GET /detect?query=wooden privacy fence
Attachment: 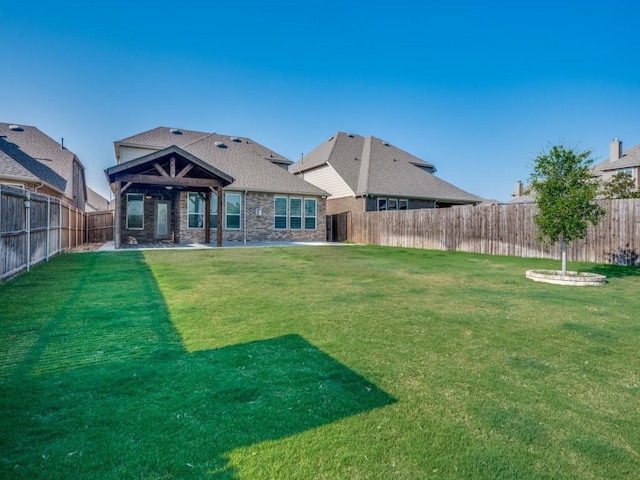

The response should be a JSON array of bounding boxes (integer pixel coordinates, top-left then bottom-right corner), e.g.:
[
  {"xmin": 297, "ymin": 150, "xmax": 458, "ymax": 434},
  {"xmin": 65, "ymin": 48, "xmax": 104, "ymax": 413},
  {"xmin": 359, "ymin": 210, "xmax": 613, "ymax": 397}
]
[
  {"xmin": 0, "ymin": 185, "xmax": 114, "ymax": 280},
  {"xmin": 86, "ymin": 210, "xmax": 115, "ymax": 243},
  {"xmin": 345, "ymin": 199, "xmax": 640, "ymax": 265}
]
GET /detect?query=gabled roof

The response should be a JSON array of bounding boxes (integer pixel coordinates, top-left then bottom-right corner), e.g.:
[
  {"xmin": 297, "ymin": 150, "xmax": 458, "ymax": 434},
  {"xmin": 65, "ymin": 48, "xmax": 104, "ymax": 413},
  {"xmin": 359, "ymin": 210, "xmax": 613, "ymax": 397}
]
[
  {"xmin": 106, "ymin": 145, "xmax": 234, "ymax": 184},
  {"xmin": 0, "ymin": 134, "xmax": 67, "ymax": 193},
  {"xmin": 114, "ymin": 127, "xmax": 325, "ymax": 196},
  {"xmin": 0, "ymin": 122, "xmax": 83, "ymax": 198},
  {"xmin": 290, "ymin": 132, "xmax": 481, "ymax": 204},
  {"xmin": 593, "ymin": 144, "xmax": 640, "ymax": 173},
  {"xmin": 86, "ymin": 187, "xmax": 111, "ymax": 211}
]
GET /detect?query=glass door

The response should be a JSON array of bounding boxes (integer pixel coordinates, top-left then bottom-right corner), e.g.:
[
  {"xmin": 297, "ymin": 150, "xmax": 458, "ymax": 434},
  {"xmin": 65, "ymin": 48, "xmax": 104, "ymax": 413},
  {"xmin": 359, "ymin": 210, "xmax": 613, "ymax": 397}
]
[{"xmin": 155, "ymin": 200, "xmax": 171, "ymax": 240}]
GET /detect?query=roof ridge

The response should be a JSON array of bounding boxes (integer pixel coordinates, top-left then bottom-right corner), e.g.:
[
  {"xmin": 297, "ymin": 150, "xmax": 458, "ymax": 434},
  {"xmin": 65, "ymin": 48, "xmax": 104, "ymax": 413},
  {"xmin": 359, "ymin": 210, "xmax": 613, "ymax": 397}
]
[
  {"xmin": 355, "ymin": 135, "xmax": 372, "ymax": 195},
  {"xmin": 324, "ymin": 131, "xmax": 341, "ymax": 168},
  {"xmin": 183, "ymin": 131, "xmax": 218, "ymax": 148}
]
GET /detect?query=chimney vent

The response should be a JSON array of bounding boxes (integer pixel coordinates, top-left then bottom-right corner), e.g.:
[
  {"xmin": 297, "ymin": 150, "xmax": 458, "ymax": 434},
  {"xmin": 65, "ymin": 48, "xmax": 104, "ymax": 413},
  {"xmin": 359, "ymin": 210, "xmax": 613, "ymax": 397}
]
[{"xmin": 610, "ymin": 138, "xmax": 622, "ymax": 162}]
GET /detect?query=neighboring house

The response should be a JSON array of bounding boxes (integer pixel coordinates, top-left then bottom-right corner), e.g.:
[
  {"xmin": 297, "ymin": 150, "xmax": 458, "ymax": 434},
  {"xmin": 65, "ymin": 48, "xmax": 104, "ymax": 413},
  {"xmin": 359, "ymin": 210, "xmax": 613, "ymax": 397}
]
[
  {"xmin": 508, "ymin": 180, "xmax": 535, "ymax": 204},
  {"xmin": 510, "ymin": 138, "xmax": 640, "ymax": 204},
  {"xmin": 592, "ymin": 138, "xmax": 640, "ymax": 189},
  {"xmin": 289, "ymin": 132, "xmax": 482, "ymax": 215},
  {"xmin": 105, "ymin": 127, "xmax": 327, "ymax": 248},
  {"xmin": 0, "ymin": 123, "xmax": 87, "ymax": 209},
  {"xmin": 85, "ymin": 187, "xmax": 112, "ymax": 212}
]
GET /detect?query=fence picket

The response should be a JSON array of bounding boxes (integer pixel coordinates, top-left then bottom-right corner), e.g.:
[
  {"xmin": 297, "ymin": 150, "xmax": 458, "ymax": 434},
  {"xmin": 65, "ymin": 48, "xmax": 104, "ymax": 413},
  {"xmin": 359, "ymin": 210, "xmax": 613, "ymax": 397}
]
[
  {"xmin": 342, "ymin": 199, "xmax": 640, "ymax": 265},
  {"xmin": 1, "ymin": 185, "xmax": 114, "ymax": 280}
]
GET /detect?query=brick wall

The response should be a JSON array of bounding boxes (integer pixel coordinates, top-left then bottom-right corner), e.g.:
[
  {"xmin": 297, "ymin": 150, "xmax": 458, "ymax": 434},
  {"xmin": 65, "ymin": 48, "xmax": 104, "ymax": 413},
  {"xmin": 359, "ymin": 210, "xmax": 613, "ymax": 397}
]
[{"xmin": 176, "ymin": 191, "xmax": 326, "ymax": 244}]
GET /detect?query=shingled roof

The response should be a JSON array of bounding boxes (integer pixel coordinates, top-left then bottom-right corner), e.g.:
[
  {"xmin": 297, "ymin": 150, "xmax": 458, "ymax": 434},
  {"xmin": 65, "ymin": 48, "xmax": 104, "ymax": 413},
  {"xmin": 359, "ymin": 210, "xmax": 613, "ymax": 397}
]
[
  {"xmin": 114, "ymin": 127, "xmax": 326, "ymax": 196},
  {"xmin": 593, "ymin": 143, "xmax": 640, "ymax": 173},
  {"xmin": 0, "ymin": 122, "xmax": 83, "ymax": 198},
  {"xmin": 290, "ymin": 132, "xmax": 482, "ymax": 204}
]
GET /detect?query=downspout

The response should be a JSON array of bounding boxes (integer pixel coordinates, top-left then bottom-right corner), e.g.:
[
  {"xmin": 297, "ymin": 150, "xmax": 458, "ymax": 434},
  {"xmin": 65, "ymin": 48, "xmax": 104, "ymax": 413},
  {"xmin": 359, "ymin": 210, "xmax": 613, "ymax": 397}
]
[{"xmin": 243, "ymin": 190, "xmax": 248, "ymax": 244}]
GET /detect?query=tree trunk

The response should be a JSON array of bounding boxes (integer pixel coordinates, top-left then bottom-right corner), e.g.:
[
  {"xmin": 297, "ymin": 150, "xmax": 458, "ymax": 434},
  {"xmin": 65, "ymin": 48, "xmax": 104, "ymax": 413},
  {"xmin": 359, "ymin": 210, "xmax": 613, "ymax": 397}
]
[{"xmin": 561, "ymin": 237, "xmax": 567, "ymax": 276}]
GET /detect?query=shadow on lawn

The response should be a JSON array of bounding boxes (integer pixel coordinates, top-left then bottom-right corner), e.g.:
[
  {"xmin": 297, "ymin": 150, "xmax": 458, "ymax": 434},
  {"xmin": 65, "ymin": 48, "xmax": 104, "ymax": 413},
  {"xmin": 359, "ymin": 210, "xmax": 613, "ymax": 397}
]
[
  {"xmin": 0, "ymin": 252, "xmax": 395, "ymax": 479},
  {"xmin": 585, "ymin": 263, "xmax": 640, "ymax": 279}
]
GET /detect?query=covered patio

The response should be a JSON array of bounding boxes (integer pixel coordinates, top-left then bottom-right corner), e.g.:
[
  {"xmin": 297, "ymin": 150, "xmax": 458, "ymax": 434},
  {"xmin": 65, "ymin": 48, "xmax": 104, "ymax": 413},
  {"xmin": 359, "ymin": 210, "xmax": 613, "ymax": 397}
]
[{"xmin": 105, "ymin": 146, "xmax": 233, "ymax": 248}]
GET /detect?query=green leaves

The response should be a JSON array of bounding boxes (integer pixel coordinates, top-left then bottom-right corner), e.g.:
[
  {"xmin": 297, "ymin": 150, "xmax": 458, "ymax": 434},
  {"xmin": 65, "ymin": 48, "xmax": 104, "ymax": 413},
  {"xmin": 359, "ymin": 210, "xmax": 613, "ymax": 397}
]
[
  {"xmin": 600, "ymin": 172, "xmax": 640, "ymax": 199},
  {"xmin": 529, "ymin": 144, "xmax": 605, "ymax": 245}
]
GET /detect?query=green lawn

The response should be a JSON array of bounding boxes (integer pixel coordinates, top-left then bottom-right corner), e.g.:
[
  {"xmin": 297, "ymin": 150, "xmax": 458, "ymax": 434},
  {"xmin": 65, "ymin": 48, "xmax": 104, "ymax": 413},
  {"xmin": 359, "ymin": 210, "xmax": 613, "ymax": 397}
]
[{"xmin": 1, "ymin": 246, "xmax": 638, "ymax": 479}]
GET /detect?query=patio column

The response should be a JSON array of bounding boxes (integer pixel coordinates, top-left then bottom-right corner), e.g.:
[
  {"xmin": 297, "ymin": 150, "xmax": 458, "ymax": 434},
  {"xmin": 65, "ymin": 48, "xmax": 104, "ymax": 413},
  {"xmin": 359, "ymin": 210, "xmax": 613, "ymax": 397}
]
[
  {"xmin": 204, "ymin": 191, "xmax": 211, "ymax": 244},
  {"xmin": 114, "ymin": 182, "xmax": 121, "ymax": 249},
  {"xmin": 217, "ymin": 186, "xmax": 223, "ymax": 247}
]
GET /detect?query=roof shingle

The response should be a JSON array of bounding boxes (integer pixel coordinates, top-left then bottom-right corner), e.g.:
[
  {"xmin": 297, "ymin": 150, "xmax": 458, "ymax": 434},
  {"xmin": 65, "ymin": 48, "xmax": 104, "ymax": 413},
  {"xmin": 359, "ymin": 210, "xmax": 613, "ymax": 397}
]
[
  {"xmin": 114, "ymin": 127, "xmax": 326, "ymax": 196},
  {"xmin": 291, "ymin": 132, "xmax": 481, "ymax": 203},
  {"xmin": 0, "ymin": 122, "xmax": 81, "ymax": 197}
]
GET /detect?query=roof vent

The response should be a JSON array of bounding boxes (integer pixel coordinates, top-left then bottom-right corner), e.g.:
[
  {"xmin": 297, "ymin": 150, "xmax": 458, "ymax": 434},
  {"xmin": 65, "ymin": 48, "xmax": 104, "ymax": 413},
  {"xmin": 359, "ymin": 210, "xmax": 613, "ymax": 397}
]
[
  {"xmin": 214, "ymin": 141, "xmax": 227, "ymax": 148},
  {"xmin": 328, "ymin": 136, "xmax": 334, "ymax": 141},
  {"xmin": 9, "ymin": 125, "xmax": 24, "ymax": 132},
  {"xmin": 347, "ymin": 133, "xmax": 354, "ymax": 138},
  {"xmin": 170, "ymin": 128, "xmax": 182, "ymax": 135},
  {"xmin": 382, "ymin": 140, "xmax": 390, "ymax": 146},
  {"xmin": 231, "ymin": 137, "xmax": 241, "ymax": 142}
]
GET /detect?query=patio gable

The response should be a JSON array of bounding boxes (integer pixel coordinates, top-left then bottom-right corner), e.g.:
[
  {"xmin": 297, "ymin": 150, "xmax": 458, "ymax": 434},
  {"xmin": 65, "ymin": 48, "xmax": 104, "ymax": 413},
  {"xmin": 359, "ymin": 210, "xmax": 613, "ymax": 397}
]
[
  {"xmin": 105, "ymin": 146, "xmax": 234, "ymax": 248},
  {"xmin": 106, "ymin": 145, "xmax": 233, "ymax": 191}
]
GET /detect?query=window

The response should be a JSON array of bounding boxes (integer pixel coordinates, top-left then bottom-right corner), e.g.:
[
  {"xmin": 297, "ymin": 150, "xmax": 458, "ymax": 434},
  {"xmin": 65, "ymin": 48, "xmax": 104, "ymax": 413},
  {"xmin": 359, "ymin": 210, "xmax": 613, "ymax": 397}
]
[
  {"xmin": 274, "ymin": 196, "xmax": 288, "ymax": 229},
  {"xmin": 126, "ymin": 194, "xmax": 144, "ymax": 229},
  {"xmin": 378, "ymin": 197, "xmax": 407, "ymax": 211},
  {"xmin": 226, "ymin": 193, "xmax": 241, "ymax": 229},
  {"xmin": 618, "ymin": 168, "xmax": 633, "ymax": 175},
  {"xmin": 289, "ymin": 197, "xmax": 302, "ymax": 230},
  {"xmin": 188, "ymin": 192, "xmax": 218, "ymax": 228},
  {"xmin": 304, "ymin": 198, "xmax": 317, "ymax": 230},
  {"xmin": 187, "ymin": 193, "xmax": 204, "ymax": 228}
]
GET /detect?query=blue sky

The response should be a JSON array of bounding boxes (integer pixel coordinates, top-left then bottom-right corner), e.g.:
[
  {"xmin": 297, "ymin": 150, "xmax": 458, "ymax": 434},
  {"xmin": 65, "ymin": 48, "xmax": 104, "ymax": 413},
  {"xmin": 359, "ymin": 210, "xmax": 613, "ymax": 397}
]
[{"xmin": 2, "ymin": 0, "xmax": 639, "ymax": 201}]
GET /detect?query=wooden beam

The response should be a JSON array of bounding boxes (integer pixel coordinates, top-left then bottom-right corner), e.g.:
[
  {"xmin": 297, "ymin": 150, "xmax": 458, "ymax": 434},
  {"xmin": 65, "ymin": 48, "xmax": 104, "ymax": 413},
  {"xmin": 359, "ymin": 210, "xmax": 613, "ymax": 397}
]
[
  {"xmin": 120, "ymin": 182, "xmax": 133, "ymax": 193},
  {"xmin": 153, "ymin": 162, "xmax": 170, "ymax": 177},
  {"xmin": 217, "ymin": 186, "xmax": 223, "ymax": 247},
  {"xmin": 114, "ymin": 182, "xmax": 121, "ymax": 249},
  {"xmin": 114, "ymin": 173, "xmax": 223, "ymax": 188},
  {"xmin": 204, "ymin": 191, "xmax": 211, "ymax": 244},
  {"xmin": 170, "ymin": 157, "xmax": 176, "ymax": 177},
  {"xmin": 176, "ymin": 164, "xmax": 194, "ymax": 178}
]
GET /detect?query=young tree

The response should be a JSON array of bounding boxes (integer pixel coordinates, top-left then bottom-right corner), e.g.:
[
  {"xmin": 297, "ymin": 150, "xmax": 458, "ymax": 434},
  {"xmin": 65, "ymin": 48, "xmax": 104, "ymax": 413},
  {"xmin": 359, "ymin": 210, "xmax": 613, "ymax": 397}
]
[
  {"xmin": 600, "ymin": 172, "xmax": 640, "ymax": 199},
  {"xmin": 529, "ymin": 144, "xmax": 605, "ymax": 275}
]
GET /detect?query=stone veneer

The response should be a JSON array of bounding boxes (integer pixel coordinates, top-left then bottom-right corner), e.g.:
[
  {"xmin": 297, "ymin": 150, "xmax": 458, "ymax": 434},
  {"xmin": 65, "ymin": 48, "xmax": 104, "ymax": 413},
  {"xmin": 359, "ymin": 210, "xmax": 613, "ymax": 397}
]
[{"xmin": 177, "ymin": 191, "xmax": 326, "ymax": 243}]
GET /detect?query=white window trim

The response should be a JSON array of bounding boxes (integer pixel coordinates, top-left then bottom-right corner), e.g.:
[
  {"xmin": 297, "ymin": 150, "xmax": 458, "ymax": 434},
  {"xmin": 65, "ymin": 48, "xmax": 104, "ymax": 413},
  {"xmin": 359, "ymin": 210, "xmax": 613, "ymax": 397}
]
[
  {"xmin": 187, "ymin": 192, "xmax": 204, "ymax": 230},
  {"xmin": 304, "ymin": 197, "xmax": 317, "ymax": 230},
  {"xmin": 225, "ymin": 192, "xmax": 242, "ymax": 230},
  {"xmin": 289, "ymin": 197, "xmax": 302, "ymax": 230},
  {"xmin": 274, "ymin": 196, "xmax": 288, "ymax": 230},
  {"xmin": 126, "ymin": 193, "xmax": 144, "ymax": 230}
]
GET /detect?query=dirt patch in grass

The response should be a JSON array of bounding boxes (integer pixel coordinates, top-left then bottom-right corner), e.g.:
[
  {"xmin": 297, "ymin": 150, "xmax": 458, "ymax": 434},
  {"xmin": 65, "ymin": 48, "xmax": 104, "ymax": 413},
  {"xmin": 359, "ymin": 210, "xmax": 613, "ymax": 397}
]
[{"xmin": 67, "ymin": 242, "xmax": 104, "ymax": 252}]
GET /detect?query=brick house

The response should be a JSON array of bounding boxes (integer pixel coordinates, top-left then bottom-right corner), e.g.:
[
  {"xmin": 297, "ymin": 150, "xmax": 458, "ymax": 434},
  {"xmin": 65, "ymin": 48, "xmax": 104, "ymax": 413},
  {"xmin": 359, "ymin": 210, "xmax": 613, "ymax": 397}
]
[
  {"xmin": 0, "ymin": 123, "xmax": 87, "ymax": 209},
  {"xmin": 105, "ymin": 127, "xmax": 327, "ymax": 248},
  {"xmin": 289, "ymin": 132, "xmax": 482, "ymax": 215},
  {"xmin": 592, "ymin": 138, "xmax": 640, "ymax": 190}
]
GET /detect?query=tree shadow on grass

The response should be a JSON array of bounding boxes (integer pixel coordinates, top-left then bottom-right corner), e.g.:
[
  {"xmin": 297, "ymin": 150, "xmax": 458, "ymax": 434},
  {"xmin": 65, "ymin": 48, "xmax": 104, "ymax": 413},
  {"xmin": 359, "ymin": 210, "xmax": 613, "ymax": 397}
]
[
  {"xmin": 584, "ymin": 263, "xmax": 640, "ymax": 279},
  {"xmin": 0, "ymin": 252, "xmax": 395, "ymax": 479}
]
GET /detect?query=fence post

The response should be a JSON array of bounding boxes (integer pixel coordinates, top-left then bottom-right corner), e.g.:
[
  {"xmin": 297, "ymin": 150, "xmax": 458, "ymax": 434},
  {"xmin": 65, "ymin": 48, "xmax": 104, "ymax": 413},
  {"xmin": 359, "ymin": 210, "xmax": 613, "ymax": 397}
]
[
  {"xmin": 46, "ymin": 196, "xmax": 51, "ymax": 261},
  {"xmin": 59, "ymin": 201, "xmax": 62, "ymax": 253},
  {"xmin": 25, "ymin": 192, "xmax": 31, "ymax": 272}
]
